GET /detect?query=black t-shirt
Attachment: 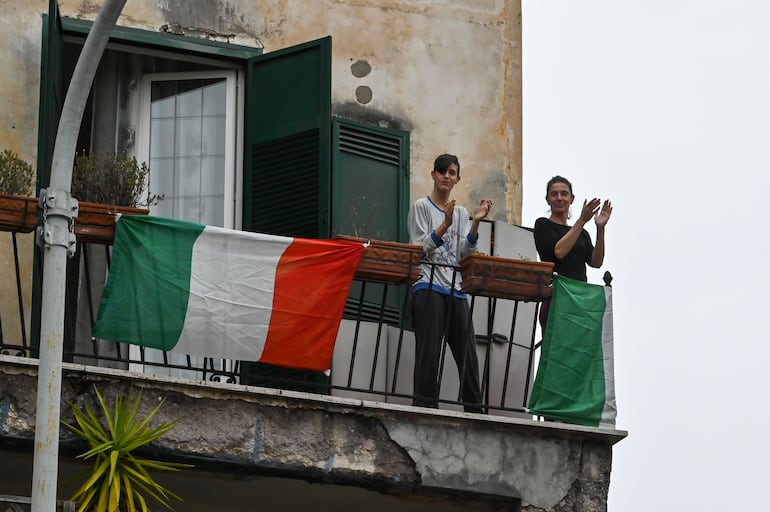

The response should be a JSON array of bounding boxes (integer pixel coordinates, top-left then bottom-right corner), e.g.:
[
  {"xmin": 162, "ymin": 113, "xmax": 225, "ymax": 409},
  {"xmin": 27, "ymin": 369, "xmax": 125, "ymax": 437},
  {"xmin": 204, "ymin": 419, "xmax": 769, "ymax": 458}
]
[{"xmin": 533, "ymin": 217, "xmax": 594, "ymax": 282}]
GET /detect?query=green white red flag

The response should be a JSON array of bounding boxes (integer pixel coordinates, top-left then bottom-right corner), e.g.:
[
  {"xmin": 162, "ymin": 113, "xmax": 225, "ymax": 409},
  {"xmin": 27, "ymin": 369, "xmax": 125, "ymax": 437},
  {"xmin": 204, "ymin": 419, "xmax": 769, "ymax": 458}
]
[
  {"xmin": 92, "ymin": 216, "xmax": 364, "ymax": 371},
  {"xmin": 529, "ymin": 275, "xmax": 617, "ymax": 428}
]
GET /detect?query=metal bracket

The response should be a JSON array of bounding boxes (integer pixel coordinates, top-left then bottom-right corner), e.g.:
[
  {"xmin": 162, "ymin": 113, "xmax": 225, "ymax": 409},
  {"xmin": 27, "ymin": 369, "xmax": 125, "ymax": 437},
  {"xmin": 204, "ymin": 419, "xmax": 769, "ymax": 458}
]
[{"xmin": 36, "ymin": 188, "xmax": 79, "ymax": 257}]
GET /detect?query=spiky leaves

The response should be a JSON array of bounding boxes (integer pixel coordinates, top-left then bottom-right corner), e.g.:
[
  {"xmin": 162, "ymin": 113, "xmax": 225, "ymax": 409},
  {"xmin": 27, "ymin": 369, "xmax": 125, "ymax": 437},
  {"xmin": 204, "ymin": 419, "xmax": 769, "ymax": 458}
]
[{"xmin": 62, "ymin": 386, "xmax": 192, "ymax": 512}]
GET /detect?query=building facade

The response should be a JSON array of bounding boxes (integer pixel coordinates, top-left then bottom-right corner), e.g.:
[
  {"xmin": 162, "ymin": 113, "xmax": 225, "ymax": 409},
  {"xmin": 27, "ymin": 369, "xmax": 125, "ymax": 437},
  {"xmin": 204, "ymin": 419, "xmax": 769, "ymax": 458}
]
[{"xmin": 0, "ymin": 1, "xmax": 625, "ymax": 510}]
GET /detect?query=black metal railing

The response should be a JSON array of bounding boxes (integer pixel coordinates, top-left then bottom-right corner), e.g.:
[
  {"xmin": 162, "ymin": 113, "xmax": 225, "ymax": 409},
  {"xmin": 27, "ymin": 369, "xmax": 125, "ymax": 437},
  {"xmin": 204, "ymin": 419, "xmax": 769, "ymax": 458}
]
[
  {"xmin": 1, "ymin": 237, "xmax": 545, "ymax": 416},
  {"xmin": 0, "ymin": 494, "xmax": 76, "ymax": 512}
]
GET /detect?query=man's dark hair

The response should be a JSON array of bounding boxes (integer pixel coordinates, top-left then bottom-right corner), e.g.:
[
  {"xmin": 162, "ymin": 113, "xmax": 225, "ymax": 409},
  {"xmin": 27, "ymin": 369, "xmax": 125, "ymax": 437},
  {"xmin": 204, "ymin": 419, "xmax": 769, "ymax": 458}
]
[{"xmin": 433, "ymin": 154, "xmax": 461, "ymax": 175}]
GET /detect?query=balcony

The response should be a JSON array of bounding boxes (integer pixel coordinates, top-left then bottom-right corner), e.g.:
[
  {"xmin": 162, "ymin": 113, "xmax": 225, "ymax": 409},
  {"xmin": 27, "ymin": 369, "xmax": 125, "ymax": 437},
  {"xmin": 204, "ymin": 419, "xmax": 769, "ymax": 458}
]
[
  {"xmin": 0, "ymin": 224, "xmax": 626, "ymax": 511},
  {"xmin": 2, "ymin": 232, "xmax": 547, "ymax": 415}
]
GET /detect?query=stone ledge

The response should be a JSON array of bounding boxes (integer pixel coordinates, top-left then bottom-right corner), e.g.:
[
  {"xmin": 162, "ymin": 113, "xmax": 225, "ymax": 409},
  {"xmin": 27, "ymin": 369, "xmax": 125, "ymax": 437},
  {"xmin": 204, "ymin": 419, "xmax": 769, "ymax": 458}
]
[{"xmin": 0, "ymin": 355, "xmax": 626, "ymax": 510}]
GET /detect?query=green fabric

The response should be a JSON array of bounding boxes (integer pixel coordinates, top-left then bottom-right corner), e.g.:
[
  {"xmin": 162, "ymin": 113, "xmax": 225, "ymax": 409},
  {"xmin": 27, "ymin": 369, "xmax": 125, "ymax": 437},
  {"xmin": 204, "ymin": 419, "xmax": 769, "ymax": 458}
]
[
  {"xmin": 529, "ymin": 275, "xmax": 608, "ymax": 427},
  {"xmin": 92, "ymin": 216, "xmax": 205, "ymax": 350}
]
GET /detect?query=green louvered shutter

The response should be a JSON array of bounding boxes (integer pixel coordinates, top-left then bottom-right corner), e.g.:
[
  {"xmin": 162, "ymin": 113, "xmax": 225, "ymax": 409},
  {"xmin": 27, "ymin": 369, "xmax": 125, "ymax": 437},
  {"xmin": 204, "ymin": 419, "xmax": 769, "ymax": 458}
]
[
  {"xmin": 331, "ymin": 118, "xmax": 410, "ymax": 242},
  {"xmin": 240, "ymin": 37, "xmax": 333, "ymax": 391},
  {"xmin": 332, "ymin": 118, "xmax": 410, "ymax": 326},
  {"xmin": 31, "ymin": 0, "xmax": 65, "ymax": 353},
  {"xmin": 243, "ymin": 36, "xmax": 332, "ymax": 238},
  {"xmin": 36, "ymin": 0, "xmax": 64, "ymax": 191}
]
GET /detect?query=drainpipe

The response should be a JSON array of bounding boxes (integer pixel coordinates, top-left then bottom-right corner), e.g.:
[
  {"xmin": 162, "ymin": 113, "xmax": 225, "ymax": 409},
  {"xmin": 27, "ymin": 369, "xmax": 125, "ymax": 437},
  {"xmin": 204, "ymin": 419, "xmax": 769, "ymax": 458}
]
[{"xmin": 31, "ymin": 1, "xmax": 127, "ymax": 510}]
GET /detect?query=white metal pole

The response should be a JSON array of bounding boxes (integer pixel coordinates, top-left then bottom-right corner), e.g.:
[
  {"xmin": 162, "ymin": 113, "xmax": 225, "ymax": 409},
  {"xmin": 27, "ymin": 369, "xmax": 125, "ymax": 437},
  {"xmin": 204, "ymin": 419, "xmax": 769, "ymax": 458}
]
[{"xmin": 31, "ymin": 1, "xmax": 127, "ymax": 510}]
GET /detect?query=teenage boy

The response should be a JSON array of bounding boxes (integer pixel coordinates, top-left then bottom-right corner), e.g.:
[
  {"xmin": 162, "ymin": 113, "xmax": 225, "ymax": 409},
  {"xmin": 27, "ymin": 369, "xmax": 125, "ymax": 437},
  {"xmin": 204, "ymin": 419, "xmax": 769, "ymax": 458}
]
[{"xmin": 407, "ymin": 153, "xmax": 492, "ymax": 412}]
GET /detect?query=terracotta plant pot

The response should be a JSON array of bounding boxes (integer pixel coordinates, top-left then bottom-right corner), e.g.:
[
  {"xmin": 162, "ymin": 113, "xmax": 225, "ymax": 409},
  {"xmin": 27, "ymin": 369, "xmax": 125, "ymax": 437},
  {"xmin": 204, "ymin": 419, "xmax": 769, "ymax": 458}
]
[
  {"xmin": 75, "ymin": 201, "xmax": 149, "ymax": 244},
  {"xmin": 0, "ymin": 193, "xmax": 39, "ymax": 233},
  {"xmin": 459, "ymin": 253, "xmax": 554, "ymax": 301},
  {"xmin": 0, "ymin": 194, "xmax": 149, "ymax": 243},
  {"xmin": 335, "ymin": 235, "xmax": 422, "ymax": 285}
]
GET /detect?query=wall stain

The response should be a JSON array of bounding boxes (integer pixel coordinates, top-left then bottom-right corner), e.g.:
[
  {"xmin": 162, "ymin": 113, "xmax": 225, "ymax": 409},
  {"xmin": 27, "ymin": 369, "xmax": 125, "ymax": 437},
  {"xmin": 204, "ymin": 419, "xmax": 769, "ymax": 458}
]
[{"xmin": 333, "ymin": 102, "xmax": 413, "ymax": 132}]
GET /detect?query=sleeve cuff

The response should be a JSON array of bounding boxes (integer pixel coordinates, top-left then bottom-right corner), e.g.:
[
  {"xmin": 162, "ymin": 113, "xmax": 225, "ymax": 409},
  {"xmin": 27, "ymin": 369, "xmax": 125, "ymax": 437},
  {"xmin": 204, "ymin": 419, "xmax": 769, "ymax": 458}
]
[{"xmin": 430, "ymin": 231, "xmax": 444, "ymax": 246}]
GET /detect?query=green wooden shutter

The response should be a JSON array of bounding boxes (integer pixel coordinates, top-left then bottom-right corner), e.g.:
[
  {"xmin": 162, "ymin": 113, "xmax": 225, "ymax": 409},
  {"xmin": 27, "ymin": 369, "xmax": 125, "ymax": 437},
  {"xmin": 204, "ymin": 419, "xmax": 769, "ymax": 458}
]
[
  {"xmin": 31, "ymin": 0, "xmax": 65, "ymax": 352},
  {"xmin": 331, "ymin": 118, "xmax": 410, "ymax": 243},
  {"xmin": 243, "ymin": 37, "xmax": 332, "ymax": 238},
  {"xmin": 240, "ymin": 37, "xmax": 333, "ymax": 391},
  {"xmin": 331, "ymin": 118, "xmax": 410, "ymax": 326},
  {"xmin": 36, "ymin": 0, "xmax": 64, "ymax": 190}
]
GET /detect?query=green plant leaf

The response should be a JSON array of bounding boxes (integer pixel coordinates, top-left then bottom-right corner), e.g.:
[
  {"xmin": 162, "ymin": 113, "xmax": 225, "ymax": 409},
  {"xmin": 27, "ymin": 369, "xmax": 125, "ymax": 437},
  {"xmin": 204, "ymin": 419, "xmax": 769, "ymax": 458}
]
[
  {"xmin": 63, "ymin": 385, "xmax": 190, "ymax": 511},
  {"xmin": 136, "ymin": 491, "xmax": 149, "ymax": 512},
  {"xmin": 94, "ymin": 386, "xmax": 117, "ymax": 441},
  {"xmin": 108, "ymin": 449, "xmax": 119, "ymax": 485},
  {"xmin": 74, "ymin": 486, "xmax": 97, "ymax": 512},
  {"xmin": 122, "ymin": 463, "xmax": 180, "ymax": 508},
  {"xmin": 121, "ymin": 471, "xmax": 135, "ymax": 512},
  {"xmin": 70, "ymin": 457, "xmax": 109, "ymax": 501},
  {"xmin": 134, "ymin": 457, "xmax": 191, "ymax": 472},
  {"xmin": 96, "ymin": 473, "xmax": 110, "ymax": 512},
  {"xmin": 109, "ymin": 464, "xmax": 121, "ymax": 512}
]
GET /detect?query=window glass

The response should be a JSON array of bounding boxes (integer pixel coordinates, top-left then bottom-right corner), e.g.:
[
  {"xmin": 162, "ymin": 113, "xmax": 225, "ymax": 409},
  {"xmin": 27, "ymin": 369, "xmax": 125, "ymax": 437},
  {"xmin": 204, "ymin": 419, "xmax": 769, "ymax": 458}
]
[{"xmin": 148, "ymin": 77, "xmax": 229, "ymax": 227}]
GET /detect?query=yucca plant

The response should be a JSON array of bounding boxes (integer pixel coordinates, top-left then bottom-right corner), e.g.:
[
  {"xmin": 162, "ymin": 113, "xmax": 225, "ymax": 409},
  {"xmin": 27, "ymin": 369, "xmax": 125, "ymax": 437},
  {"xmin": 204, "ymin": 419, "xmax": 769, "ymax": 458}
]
[{"xmin": 62, "ymin": 385, "xmax": 192, "ymax": 512}]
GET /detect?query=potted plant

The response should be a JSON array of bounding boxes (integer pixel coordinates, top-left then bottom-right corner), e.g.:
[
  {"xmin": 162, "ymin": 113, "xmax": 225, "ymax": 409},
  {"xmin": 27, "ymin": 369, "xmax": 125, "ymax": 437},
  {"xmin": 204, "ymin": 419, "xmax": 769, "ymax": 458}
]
[
  {"xmin": 63, "ymin": 385, "xmax": 191, "ymax": 512},
  {"xmin": 459, "ymin": 253, "xmax": 555, "ymax": 301},
  {"xmin": 333, "ymin": 199, "xmax": 422, "ymax": 285},
  {"xmin": 71, "ymin": 151, "xmax": 154, "ymax": 244},
  {"xmin": 335, "ymin": 234, "xmax": 422, "ymax": 285},
  {"xmin": 0, "ymin": 149, "xmax": 38, "ymax": 233},
  {"xmin": 0, "ymin": 150, "xmax": 155, "ymax": 241}
]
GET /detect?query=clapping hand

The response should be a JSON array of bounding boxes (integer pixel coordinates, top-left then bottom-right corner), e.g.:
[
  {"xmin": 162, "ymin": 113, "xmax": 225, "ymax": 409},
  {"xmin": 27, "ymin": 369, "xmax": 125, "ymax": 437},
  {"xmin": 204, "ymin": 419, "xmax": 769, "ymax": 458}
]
[
  {"xmin": 595, "ymin": 199, "xmax": 612, "ymax": 228},
  {"xmin": 579, "ymin": 198, "xmax": 601, "ymax": 224},
  {"xmin": 473, "ymin": 198, "xmax": 493, "ymax": 221},
  {"xmin": 443, "ymin": 199, "xmax": 456, "ymax": 226}
]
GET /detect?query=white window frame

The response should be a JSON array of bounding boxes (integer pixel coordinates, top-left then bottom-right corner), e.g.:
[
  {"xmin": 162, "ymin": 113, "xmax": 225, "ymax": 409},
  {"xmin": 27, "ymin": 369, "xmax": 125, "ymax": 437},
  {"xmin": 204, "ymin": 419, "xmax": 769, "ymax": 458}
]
[{"xmin": 137, "ymin": 69, "xmax": 244, "ymax": 230}]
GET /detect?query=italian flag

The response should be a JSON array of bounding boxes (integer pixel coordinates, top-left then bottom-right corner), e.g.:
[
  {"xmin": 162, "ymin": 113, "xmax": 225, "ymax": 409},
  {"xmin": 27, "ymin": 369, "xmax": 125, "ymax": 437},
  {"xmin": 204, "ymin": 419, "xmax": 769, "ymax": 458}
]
[
  {"xmin": 528, "ymin": 275, "xmax": 617, "ymax": 428},
  {"xmin": 92, "ymin": 216, "xmax": 364, "ymax": 371}
]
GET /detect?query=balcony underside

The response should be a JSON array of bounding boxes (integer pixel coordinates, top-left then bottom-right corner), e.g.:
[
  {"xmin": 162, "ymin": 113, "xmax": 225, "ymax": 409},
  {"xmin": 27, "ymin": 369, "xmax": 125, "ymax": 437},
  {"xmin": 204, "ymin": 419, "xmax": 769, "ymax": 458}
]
[{"xmin": 0, "ymin": 355, "xmax": 625, "ymax": 511}]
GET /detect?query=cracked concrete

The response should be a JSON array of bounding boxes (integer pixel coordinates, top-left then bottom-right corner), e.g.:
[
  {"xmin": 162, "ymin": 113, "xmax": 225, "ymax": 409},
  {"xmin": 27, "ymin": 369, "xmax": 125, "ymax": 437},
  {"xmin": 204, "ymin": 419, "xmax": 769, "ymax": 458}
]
[{"xmin": 1, "ymin": 356, "xmax": 625, "ymax": 510}]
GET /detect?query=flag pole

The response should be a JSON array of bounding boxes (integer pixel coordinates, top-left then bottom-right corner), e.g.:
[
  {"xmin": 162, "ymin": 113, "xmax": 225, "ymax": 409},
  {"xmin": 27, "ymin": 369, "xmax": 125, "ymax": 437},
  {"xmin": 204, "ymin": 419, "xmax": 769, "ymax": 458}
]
[{"xmin": 31, "ymin": 1, "xmax": 127, "ymax": 510}]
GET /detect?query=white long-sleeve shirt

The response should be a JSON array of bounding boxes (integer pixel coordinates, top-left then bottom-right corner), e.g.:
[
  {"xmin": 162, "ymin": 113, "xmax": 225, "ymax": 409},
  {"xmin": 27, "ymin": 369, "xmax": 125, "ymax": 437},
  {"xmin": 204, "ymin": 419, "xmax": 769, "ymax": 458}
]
[{"xmin": 407, "ymin": 196, "xmax": 478, "ymax": 296}]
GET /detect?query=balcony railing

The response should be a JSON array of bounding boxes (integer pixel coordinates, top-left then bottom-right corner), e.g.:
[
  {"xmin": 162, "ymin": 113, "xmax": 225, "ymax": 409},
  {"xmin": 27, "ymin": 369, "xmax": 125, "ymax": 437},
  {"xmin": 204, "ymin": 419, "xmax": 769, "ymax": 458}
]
[
  {"xmin": 0, "ymin": 234, "xmax": 551, "ymax": 416},
  {"xmin": 0, "ymin": 494, "xmax": 76, "ymax": 511}
]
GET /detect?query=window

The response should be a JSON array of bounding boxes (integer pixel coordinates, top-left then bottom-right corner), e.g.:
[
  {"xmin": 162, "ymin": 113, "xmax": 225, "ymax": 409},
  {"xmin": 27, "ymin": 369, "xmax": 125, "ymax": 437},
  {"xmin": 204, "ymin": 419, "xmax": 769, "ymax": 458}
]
[{"xmin": 140, "ymin": 71, "xmax": 239, "ymax": 228}]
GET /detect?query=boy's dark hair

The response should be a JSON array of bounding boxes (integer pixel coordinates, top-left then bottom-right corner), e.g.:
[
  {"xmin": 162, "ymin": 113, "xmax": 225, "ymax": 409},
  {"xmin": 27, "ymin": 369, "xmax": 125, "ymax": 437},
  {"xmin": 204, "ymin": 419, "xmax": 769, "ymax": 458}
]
[{"xmin": 433, "ymin": 154, "xmax": 461, "ymax": 175}]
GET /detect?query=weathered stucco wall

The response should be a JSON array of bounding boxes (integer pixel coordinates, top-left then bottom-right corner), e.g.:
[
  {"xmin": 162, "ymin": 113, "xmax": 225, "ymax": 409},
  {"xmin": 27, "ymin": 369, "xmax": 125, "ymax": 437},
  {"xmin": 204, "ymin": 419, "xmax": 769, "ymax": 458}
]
[
  {"xmin": 53, "ymin": 0, "xmax": 523, "ymax": 223},
  {"xmin": 0, "ymin": 0, "xmax": 44, "ymax": 347},
  {"xmin": 0, "ymin": 356, "xmax": 625, "ymax": 510}
]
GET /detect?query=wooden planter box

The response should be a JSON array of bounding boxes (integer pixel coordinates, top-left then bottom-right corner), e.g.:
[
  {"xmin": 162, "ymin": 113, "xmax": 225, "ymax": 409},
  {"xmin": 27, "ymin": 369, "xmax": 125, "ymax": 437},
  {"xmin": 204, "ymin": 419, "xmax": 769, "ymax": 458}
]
[
  {"xmin": 0, "ymin": 193, "xmax": 38, "ymax": 233},
  {"xmin": 0, "ymin": 193, "xmax": 148, "ymax": 243},
  {"xmin": 459, "ymin": 253, "xmax": 554, "ymax": 301},
  {"xmin": 335, "ymin": 235, "xmax": 422, "ymax": 285},
  {"xmin": 75, "ymin": 201, "xmax": 149, "ymax": 244}
]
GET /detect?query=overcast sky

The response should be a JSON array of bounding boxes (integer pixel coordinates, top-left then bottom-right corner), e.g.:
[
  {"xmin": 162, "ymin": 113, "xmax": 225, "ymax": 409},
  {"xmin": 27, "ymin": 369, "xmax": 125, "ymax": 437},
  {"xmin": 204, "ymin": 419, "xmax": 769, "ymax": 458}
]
[{"xmin": 520, "ymin": 1, "xmax": 770, "ymax": 509}]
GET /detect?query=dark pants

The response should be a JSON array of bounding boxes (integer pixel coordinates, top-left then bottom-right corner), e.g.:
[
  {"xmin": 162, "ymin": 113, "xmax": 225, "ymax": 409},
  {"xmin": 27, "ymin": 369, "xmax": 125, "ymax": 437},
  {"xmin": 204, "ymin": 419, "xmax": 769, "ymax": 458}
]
[{"xmin": 411, "ymin": 289, "xmax": 484, "ymax": 413}]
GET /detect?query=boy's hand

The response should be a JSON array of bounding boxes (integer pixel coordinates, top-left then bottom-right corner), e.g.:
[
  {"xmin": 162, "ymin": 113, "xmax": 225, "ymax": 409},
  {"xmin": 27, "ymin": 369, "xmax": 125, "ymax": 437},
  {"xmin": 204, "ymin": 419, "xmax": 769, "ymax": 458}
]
[
  {"xmin": 473, "ymin": 198, "xmax": 492, "ymax": 221},
  {"xmin": 444, "ymin": 199, "xmax": 456, "ymax": 225}
]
